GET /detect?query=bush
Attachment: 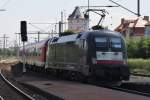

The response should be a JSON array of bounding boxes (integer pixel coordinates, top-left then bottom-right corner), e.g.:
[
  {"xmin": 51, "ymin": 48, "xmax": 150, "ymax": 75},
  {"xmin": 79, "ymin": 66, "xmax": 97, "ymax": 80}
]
[
  {"xmin": 126, "ymin": 37, "xmax": 150, "ymax": 58},
  {"xmin": 60, "ymin": 30, "xmax": 76, "ymax": 36},
  {"xmin": 128, "ymin": 59, "xmax": 150, "ymax": 74},
  {"xmin": 126, "ymin": 39, "xmax": 138, "ymax": 58},
  {"xmin": 0, "ymin": 48, "xmax": 18, "ymax": 58}
]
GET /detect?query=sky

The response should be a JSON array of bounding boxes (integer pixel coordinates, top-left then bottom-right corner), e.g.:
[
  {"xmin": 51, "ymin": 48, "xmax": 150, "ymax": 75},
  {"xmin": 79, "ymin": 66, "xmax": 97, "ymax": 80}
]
[{"xmin": 0, "ymin": 0, "xmax": 150, "ymax": 47}]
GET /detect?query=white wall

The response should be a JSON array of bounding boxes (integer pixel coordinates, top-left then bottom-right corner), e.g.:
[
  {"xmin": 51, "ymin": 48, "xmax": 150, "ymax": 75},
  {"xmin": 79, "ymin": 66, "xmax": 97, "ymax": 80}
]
[{"xmin": 68, "ymin": 19, "xmax": 89, "ymax": 32}]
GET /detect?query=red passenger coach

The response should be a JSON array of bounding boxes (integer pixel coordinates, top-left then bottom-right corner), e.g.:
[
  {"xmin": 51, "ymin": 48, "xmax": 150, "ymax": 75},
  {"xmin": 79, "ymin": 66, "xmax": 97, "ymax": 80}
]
[
  {"xmin": 35, "ymin": 40, "xmax": 48, "ymax": 64},
  {"xmin": 19, "ymin": 39, "xmax": 49, "ymax": 69}
]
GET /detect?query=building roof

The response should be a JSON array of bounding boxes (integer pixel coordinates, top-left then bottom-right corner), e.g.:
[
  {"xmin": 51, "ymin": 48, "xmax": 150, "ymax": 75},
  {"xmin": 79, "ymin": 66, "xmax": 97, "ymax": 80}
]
[
  {"xmin": 145, "ymin": 21, "xmax": 150, "ymax": 26},
  {"xmin": 134, "ymin": 18, "xmax": 148, "ymax": 27},
  {"xmin": 115, "ymin": 17, "xmax": 149, "ymax": 33},
  {"xmin": 68, "ymin": 6, "xmax": 84, "ymax": 19}
]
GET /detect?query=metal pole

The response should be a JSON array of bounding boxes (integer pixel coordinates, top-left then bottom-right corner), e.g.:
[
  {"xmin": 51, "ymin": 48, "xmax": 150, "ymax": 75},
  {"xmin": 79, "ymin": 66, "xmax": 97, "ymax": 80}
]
[
  {"xmin": 61, "ymin": 11, "xmax": 63, "ymax": 32},
  {"xmin": 19, "ymin": 34, "xmax": 21, "ymax": 46},
  {"xmin": 64, "ymin": 10, "xmax": 67, "ymax": 30},
  {"xmin": 88, "ymin": 0, "xmax": 90, "ymax": 29},
  {"xmin": 5, "ymin": 37, "xmax": 8, "ymax": 57},
  {"xmin": 88, "ymin": 0, "xmax": 89, "ymax": 11},
  {"xmin": 23, "ymin": 42, "xmax": 26, "ymax": 73},
  {"xmin": 59, "ymin": 21, "xmax": 62, "ymax": 36},
  {"xmin": 3, "ymin": 34, "xmax": 5, "ymax": 49},
  {"xmin": 109, "ymin": 0, "xmax": 139, "ymax": 16},
  {"xmin": 137, "ymin": 0, "xmax": 140, "ymax": 17},
  {"xmin": 3, "ymin": 34, "xmax": 5, "ymax": 58},
  {"xmin": 38, "ymin": 32, "xmax": 40, "ymax": 42}
]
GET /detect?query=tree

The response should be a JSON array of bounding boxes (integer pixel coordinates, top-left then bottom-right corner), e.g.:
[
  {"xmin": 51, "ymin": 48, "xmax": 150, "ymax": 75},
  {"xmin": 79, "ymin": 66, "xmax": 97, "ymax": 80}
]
[
  {"xmin": 136, "ymin": 37, "xmax": 150, "ymax": 58},
  {"xmin": 126, "ymin": 39, "xmax": 138, "ymax": 58},
  {"xmin": 126, "ymin": 37, "xmax": 150, "ymax": 59},
  {"xmin": 60, "ymin": 30, "xmax": 76, "ymax": 36}
]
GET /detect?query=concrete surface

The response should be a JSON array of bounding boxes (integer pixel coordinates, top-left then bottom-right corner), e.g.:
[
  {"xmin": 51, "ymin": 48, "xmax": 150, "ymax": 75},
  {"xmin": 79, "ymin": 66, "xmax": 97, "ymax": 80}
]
[{"xmin": 16, "ymin": 76, "xmax": 150, "ymax": 100}]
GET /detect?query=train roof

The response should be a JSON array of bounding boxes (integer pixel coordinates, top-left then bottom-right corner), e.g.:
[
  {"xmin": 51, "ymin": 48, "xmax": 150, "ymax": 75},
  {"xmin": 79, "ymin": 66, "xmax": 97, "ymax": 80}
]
[
  {"xmin": 56, "ymin": 34, "xmax": 78, "ymax": 43},
  {"xmin": 20, "ymin": 38, "xmax": 51, "ymax": 50},
  {"xmin": 54, "ymin": 29, "xmax": 122, "ymax": 44},
  {"xmin": 80, "ymin": 29, "xmax": 122, "ymax": 38}
]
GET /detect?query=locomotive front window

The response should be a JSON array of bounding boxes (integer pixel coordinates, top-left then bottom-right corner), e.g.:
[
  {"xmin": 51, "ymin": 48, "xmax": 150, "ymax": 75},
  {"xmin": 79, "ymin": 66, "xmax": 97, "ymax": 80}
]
[
  {"xmin": 110, "ymin": 37, "xmax": 122, "ymax": 51},
  {"xmin": 94, "ymin": 37, "xmax": 108, "ymax": 51}
]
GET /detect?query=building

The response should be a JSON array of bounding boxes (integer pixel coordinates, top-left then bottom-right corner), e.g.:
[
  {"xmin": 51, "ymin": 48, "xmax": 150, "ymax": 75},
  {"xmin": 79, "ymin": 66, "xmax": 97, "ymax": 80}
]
[
  {"xmin": 68, "ymin": 6, "xmax": 89, "ymax": 32},
  {"xmin": 115, "ymin": 16, "xmax": 149, "ymax": 37}
]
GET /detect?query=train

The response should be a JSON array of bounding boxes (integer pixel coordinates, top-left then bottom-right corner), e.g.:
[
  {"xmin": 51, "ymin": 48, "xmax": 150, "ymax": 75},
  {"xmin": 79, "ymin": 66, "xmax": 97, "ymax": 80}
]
[{"xmin": 19, "ymin": 29, "xmax": 130, "ymax": 82}]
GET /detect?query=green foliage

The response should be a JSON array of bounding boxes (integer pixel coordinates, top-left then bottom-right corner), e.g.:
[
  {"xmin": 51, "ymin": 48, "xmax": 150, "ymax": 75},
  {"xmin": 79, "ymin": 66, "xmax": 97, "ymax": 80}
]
[
  {"xmin": 126, "ymin": 39, "xmax": 138, "ymax": 58},
  {"xmin": 126, "ymin": 37, "xmax": 150, "ymax": 58},
  {"xmin": 0, "ymin": 48, "xmax": 18, "ymax": 59},
  {"xmin": 60, "ymin": 30, "xmax": 76, "ymax": 36},
  {"xmin": 137, "ymin": 37, "xmax": 150, "ymax": 58},
  {"xmin": 128, "ymin": 59, "xmax": 150, "ymax": 75}
]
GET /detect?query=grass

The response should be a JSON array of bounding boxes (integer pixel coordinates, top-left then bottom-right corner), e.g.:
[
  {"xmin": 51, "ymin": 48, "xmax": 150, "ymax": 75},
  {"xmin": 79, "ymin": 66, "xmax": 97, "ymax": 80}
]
[
  {"xmin": 0, "ymin": 56, "xmax": 17, "ymax": 61},
  {"xmin": 128, "ymin": 59, "xmax": 150, "ymax": 75}
]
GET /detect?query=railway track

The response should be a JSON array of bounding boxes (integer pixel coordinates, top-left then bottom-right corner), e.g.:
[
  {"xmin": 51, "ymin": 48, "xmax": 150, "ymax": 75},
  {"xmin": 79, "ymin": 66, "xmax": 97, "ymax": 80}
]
[
  {"xmin": 89, "ymin": 81, "xmax": 150, "ymax": 97},
  {"xmin": 113, "ymin": 85, "xmax": 150, "ymax": 97},
  {"xmin": 0, "ymin": 96, "xmax": 4, "ymax": 100},
  {"xmin": 96, "ymin": 74, "xmax": 150, "ymax": 97},
  {"xmin": 0, "ymin": 69, "xmax": 35, "ymax": 100},
  {"xmin": 132, "ymin": 73, "xmax": 150, "ymax": 77}
]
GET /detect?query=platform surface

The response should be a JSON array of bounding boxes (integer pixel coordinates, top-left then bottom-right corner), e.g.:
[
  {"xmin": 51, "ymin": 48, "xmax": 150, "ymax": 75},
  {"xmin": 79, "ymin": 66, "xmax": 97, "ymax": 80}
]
[{"xmin": 16, "ymin": 76, "xmax": 150, "ymax": 100}]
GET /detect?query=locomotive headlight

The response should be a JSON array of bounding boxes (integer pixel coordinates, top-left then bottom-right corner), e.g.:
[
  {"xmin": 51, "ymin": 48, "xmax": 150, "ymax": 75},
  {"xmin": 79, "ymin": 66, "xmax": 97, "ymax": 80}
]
[{"xmin": 92, "ymin": 58, "xmax": 97, "ymax": 64}]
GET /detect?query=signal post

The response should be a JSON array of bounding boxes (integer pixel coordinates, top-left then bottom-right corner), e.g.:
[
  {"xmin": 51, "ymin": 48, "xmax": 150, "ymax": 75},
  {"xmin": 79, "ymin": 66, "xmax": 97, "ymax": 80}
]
[{"xmin": 20, "ymin": 21, "xmax": 28, "ymax": 73}]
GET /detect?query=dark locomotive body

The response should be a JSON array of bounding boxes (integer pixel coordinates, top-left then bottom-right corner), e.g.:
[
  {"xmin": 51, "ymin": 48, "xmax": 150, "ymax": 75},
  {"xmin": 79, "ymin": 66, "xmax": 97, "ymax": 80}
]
[
  {"xmin": 45, "ymin": 29, "xmax": 129, "ymax": 81},
  {"xmin": 20, "ymin": 29, "xmax": 130, "ymax": 82}
]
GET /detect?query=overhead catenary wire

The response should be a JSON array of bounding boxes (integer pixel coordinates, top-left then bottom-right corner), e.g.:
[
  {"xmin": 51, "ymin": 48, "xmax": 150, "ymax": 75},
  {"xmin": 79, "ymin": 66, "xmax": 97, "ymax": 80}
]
[
  {"xmin": 109, "ymin": 0, "xmax": 141, "ymax": 16},
  {"xmin": 28, "ymin": 23, "xmax": 47, "ymax": 33},
  {"xmin": 115, "ymin": 0, "xmax": 125, "ymax": 2},
  {"xmin": 0, "ymin": 0, "xmax": 11, "ymax": 8}
]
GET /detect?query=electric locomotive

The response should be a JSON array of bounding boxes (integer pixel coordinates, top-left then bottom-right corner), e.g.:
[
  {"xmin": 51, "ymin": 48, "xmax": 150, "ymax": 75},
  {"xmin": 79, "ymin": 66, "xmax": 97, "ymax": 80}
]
[{"xmin": 45, "ymin": 29, "xmax": 130, "ymax": 81}]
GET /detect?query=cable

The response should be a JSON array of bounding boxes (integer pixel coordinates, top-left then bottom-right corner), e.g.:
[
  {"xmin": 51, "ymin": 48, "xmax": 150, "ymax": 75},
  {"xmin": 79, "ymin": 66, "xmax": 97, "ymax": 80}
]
[
  {"xmin": 1, "ymin": 0, "xmax": 11, "ymax": 8},
  {"xmin": 28, "ymin": 23, "xmax": 47, "ymax": 33},
  {"xmin": 109, "ymin": 0, "xmax": 139, "ymax": 16},
  {"xmin": 115, "ymin": 0, "xmax": 125, "ymax": 2}
]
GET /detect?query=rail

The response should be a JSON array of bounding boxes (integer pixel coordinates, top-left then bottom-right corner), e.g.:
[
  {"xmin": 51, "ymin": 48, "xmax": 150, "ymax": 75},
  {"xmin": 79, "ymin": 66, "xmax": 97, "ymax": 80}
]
[
  {"xmin": 111, "ymin": 86, "xmax": 150, "ymax": 97},
  {"xmin": 103, "ymin": 83, "xmax": 150, "ymax": 97},
  {"xmin": 132, "ymin": 73, "xmax": 150, "ymax": 77},
  {"xmin": 0, "ymin": 69, "xmax": 35, "ymax": 100},
  {"xmin": 90, "ymin": 81, "xmax": 150, "ymax": 97},
  {"xmin": 0, "ymin": 96, "xmax": 4, "ymax": 100}
]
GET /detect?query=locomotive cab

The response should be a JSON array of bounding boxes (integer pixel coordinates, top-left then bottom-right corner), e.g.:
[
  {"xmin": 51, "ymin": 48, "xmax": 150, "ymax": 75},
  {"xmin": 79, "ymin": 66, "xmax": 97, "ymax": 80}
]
[{"xmin": 85, "ymin": 30, "xmax": 130, "ymax": 81}]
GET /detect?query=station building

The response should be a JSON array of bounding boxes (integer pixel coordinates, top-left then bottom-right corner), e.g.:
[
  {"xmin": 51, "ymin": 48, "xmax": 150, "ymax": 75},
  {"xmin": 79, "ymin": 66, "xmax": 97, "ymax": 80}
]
[
  {"xmin": 115, "ymin": 16, "xmax": 150, "ymax": 37},
  {"xmin": 68, "ymin": 6, "xmax": 89, "ymax": 32}
]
